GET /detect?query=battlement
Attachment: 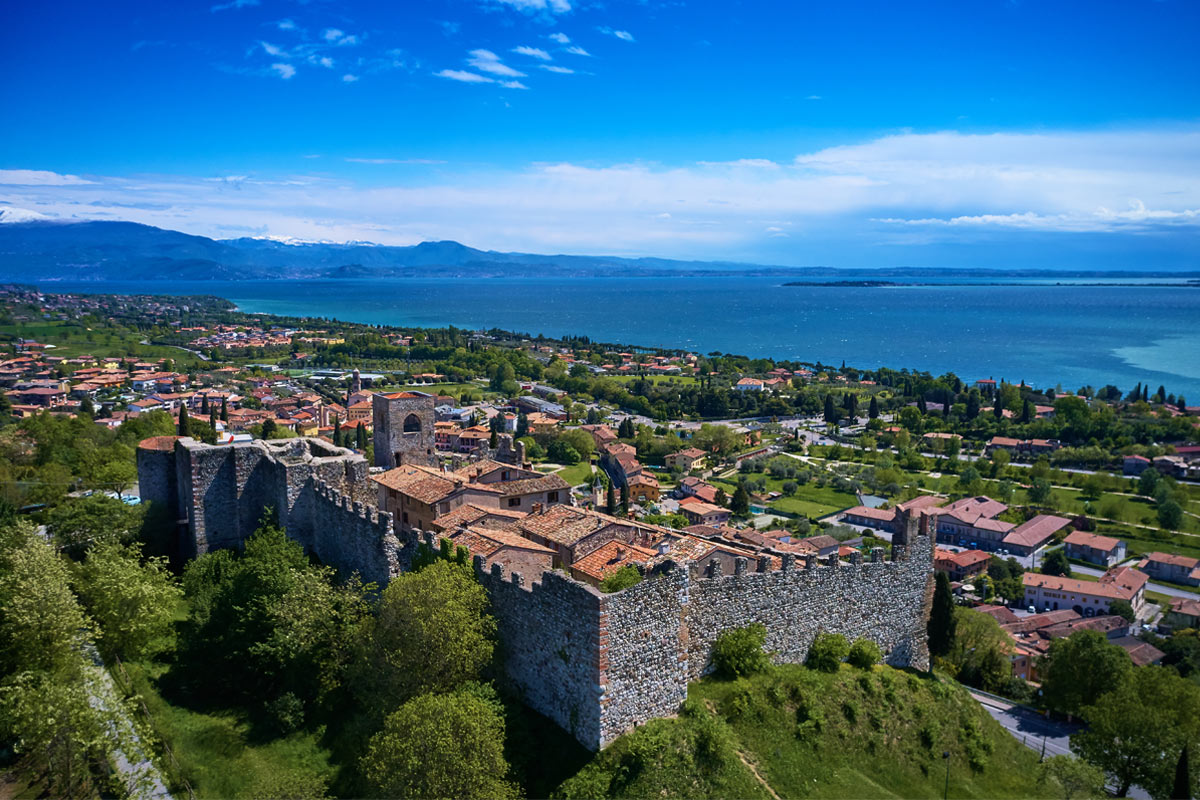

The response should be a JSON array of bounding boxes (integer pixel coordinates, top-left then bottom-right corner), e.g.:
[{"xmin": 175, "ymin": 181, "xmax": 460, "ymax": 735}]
[{"xmin": 141, "ymin": 437, "xmax": 933, "ymax": 753}]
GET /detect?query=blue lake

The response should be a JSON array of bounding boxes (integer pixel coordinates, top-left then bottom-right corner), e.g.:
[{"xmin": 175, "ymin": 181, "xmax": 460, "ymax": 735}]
[{"xmin": 42, "ymin": 277, "xmax": 1200, "ymax": 399}]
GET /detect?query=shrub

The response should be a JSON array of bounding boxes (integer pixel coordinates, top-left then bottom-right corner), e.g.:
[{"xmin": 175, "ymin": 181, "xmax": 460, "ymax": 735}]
[
  {"xmin": 599, "ymin": 565, "xmax": 643, "ymax": 593},
  {"xmin": 806, "ymin": 632, "xmax": 849, "ymax": 672},
  {"xmin": 847, "ymin": 638, "xmax": 881, "ymax": 669},
  {"xmin": 711, "ymin": 623, "xmax": 771, "ymax": 679}
]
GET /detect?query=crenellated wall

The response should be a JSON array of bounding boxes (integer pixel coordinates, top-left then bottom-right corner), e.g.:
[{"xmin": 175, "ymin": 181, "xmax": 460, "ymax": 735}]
[{"xmin": 141, "ymin": 438, "xmax": 933, "ymax": 752}]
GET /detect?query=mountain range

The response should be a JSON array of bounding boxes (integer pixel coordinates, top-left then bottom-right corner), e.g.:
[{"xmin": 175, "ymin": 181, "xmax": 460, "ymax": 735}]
[{"xmin": 1, "ymin": 216, "xmax": 1196, "ymax": 281}]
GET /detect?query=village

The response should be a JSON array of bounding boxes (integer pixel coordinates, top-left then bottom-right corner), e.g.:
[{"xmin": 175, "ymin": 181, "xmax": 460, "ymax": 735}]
[{"xmin": 4, "ymin": 285, "xmax": 1200, "ymax": 712}]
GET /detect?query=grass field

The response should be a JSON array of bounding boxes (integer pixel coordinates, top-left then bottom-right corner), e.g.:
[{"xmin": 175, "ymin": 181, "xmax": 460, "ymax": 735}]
[
  {"xmin": 556, "ymin": 461, "xmax": 596, "ymax": 487},
  {"xmin": 555, "ymin": 663, "xmax": 1048, "ymax": 799},
  {"xmin": 607, "ymin": 374, "xmax": 698, "ymax": 386},
  {"xmin": 0, "ymin": 320, "xmax": 204, "ymax": 368},
  {"xmin": 712, "ymin": 475, "xmax": 858, "ymax": 520}
]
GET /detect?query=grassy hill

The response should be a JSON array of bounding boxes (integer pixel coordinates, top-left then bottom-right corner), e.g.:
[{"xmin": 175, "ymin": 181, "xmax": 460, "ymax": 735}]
[{"xmin": 554, "ymin": 664, "xmax": 1049, "ymax": 799}]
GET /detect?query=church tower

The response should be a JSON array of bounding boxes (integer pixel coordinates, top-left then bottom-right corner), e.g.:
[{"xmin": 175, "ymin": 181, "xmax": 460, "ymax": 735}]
[{"xmin": 372, "ymin": 391, "xmax": 437, "ymax": 469}]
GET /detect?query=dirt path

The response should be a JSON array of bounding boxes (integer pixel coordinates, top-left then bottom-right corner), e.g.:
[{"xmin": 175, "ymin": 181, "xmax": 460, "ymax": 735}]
[{"xmin": 735, "ymin": 748, "xmax": 781, "ymax": 800}]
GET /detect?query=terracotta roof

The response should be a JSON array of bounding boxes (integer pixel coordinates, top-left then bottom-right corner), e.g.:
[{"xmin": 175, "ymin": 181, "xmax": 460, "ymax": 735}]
[
  {"xmin": 843, "ymin": 505, "xmax": 896, "ymax": 522},
  {"xmin": 1169, "ymin": 597, "xmax": 1200, "ymax": 617},
  {"xmin": 1064, "ymin": 531, "xmax": 1123, "ymax": 552},
  {"xmin": 898, "ymin": 495, "xmax": 945, "ymax": 512},
  {"xmin": 371, "ymin": 464, "xmax": 464, "ymax": 505},
  {"xmin": 1109, "ymin": 636, "xmax": 1165, "ymax": 667},
  {"xmin": 1002, "ymin": 609, "xmax": 1081, "ymax": 634},
  {"xmin": 451, "ymin": 526, "xmax": 555, "ymax": 559},
  {"xmin": 1022, "ymin": 566, "xmax": 1146, "ymax": 602},
  {"xmin": 974, "ymin": 604, "xmax": 1020, "ymax": 625},
  {"xmin": 570, "ymin": 540, "xmax": 657, "ymax": 582},
  {"xmin": 940, "ymin": 495, "xmax": 1008, "ymax": 523},
  {"xmin": 496, "ymin": 473, "xmax": 571, "ymax": 497},
  {"xmin": 513, "ymin": 505, "xmax": 670, "ymax": 547},
  {"xmin": 1004, "ymin": 514, "xmax": 1070, "ymax": 548},
  {"xmin": 1142, "ymin": 551, "xmax": 1200, "ymax": 569},
  {"xmin": 429, "ymin": 503, "xmax": 527, "ymax": 533}
]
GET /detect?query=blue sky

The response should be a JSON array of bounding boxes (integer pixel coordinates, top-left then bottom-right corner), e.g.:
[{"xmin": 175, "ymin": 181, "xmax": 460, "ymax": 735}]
[{"xmin": 2, "ymin": 0, "xmax": 1198, "ymax": 268}]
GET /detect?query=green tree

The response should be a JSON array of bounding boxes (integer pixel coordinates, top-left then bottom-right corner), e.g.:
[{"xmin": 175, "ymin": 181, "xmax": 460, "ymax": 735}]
[
  {"xmin": 1073, "ymin": 666, "xmax": 1200, "ymax": 797},
  {"xmin": 1159, "ymin": 499, "xmax": 1183, "ymax": 531},
  {"xmin": 220, "ymin": 396, "xmax": 229, "ymax": 422},
  {"xmin": 45, "ymin": 493, "xmax": 145, "ymax": 558},
  {"xmin": 847, "ymin": 638, "xmax": 881, "ymax": 669},
  {"xmin": 1029, "ymin": 477, "xmax": 1053, "ymax": 505},
  {"xmin": 730, "ymin": 482, "xmax": 751, "ymax": 516},
  {"xmin": 333, "ymin": 417, "xmax": 342, "ymax": 447},
  {"xmin": 948, "ymin": 608, "xmax": 1013, "ymax": 693},
  {"xmin": 1040, "ymin": 755, "xmax": 1106, "ymax": 800},
  {"xmin": 73, "ymin": 541, "xmax": 181, "ymax": 661},
  {"xmin": 599, "ymin": 565, "xmax": 642, "ymax": 593},
  {"xmin": 1041, "ymin": 548, "xmax": 1073, "ymax": 577},
  {"xmin": 1042, "ymin": 631, "xmax": 1133, "ymax": 716},
  {"xmin": 711, "ymin": 623, "xmax": 771, "ymax": 679},
  {"xmin": 928, "ymin": 572, "xmax": 957, "ymax": 659},
  {"xmin": 606, "ymin": 482, "xmax": 616, "ymax": 515},
  {"xmin": 360, "ymin": 687, "xmax": 516, "ymax": 800},
  {"xmin": 357, "ymin": 560, "xmax": 495, "ymax": 710},
  {"xmin": 178, "ymin": 403, "xmax": 191, "ymax": 436},
  {"xmin": 1171, "ymin": 745, "xmax": 1191, "ymax": 800},
  {"xmin": 1109, "ymin": 599, "xmax": 1136, "ymax": 623},
  {"xmin": 1138, "ymin": 468, "xmax": 1161, "ymax": 498},
  {"xmin": 79, "ymin": 396, "xmax": 95, "ymax": 417},
  {"xmin": 806, "ymin": 632, "xmax": 849, "ymax": 672},
  {"xmin": 868, "ymin": 395, "xmax": 879, "ymax": 419}
]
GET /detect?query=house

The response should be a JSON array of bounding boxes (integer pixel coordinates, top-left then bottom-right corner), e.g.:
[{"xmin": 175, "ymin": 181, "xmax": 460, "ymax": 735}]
[
  {"xmin": 933, "ymin": 496, "xmax": 1014, "ymax": 549},
  {"xmin": 734, "ymin": 378, "xmax": 765, "ymax": 391},
  {"xmin": 1163, "ymin": 597, "xmax": 1200, "ymax": 632},
  {"xmin": 678, "ymin": 497, "xmax": 732, "ymax": 527},
  {"xmin": 448, "ymin": 525, "xmax": 555, "ymax": 582},
  {"xmin": 627, "ymin": 473, "xmax": 660, "ymax": 504},
  {"xmin": 1002, "ymin": 514, "xmax": 1070, "ymax": 557},
  {"xmin": 1064, "ymin": 531, "xmax": 1127, "ymax": 567},
  {"xmin": 841, "ymin": 495, "xmax": 944, "ymax": 532},
  {"xmin": 665, "ymin": 447, "xmax": 707, "ymax": 472},
  {"xmin": 793, "ymin": 535, "xmax": 840, "ymax": 558},
  {"xmin": 1123, "ymin": 454, "xmax": 1152, "ymax": 475},
  {"xmin": 569, "ymin": 540, "xmax": 658, "ymax": 588},
  {"xmin": 509, "ymin": 504, "xmax": 668, "ymax": 567},
  {"xmin": 985, "ymin": 437, "xmax": 1062, "ymax": 457},
  {"xmin": 1022, "ymin": 565, "xmax": 1148, "ymax": 616},
  {"xmin": 934, "ymin": 548, "xmax": 991, "ymax": 582},
  {"xmin": 1136, "ymin": 552, "xmax": 1200, "ymax": 587},
  {"xmin": 428, "ymin": 503, "xmax": 527, "ymax": 534},
  {"xmin": 580, "ymin": 424, "xmax": 618, "ymax": 449}
]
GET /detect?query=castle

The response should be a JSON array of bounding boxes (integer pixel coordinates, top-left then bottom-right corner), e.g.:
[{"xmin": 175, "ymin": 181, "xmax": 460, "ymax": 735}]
[{"xmin": 138, "ymin": 392, "xmax": 934, "ymax": 750}]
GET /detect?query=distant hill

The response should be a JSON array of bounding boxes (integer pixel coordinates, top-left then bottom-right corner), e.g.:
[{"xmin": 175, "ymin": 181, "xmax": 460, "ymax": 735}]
[
  {"xmin": 1, "ymin": 217, "xmax": 1195, "ymax": 281},
  {"xmin": 552, "ymin": 664, "xmax": 1050, "ymax": 799}
]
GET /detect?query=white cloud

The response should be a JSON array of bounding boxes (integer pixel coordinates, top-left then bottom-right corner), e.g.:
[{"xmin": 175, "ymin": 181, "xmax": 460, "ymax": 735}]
[
  {"xmin": 490, "ymin": 0, "xmax": 571, "ymax": 13},
  {"xmin": 467, "ymin": 49, "xmax": 525, "ymax": 77},
  {"xmin": 345, "ymin": 158, "xmax": 447, "ymax": 165},
  {"xmin": 316, "ymin": 56, "xmax": 334, "ymax": 68},
  {"xmin": 598, "ymin": 27, "xmax": 634, "ymax": 41},
  {"xmin": 323, "ymin": 28, "xmax": 359, "ymax": 46},
  {"xmin": 806, "ymin": 95, "xmax": 822, "ymax": 101},
  {"xmin": 260, "ymin": 41, "xmax": 287, "ymax": 57},
  {"xmin": 0, "ymin": 169, "xmax": 94, "ymax": 186},
  {"xmin": 548, "ymin": 32, "xmax": 570, "ymax": 44},
  {"xmin": 270, "ymin": 63, "xmax": 296, "ymax": 79},
  {"xmin": 342, "ymin": 74, "xmax": 359, "ymax": 83},
  {"xmin": 436, "ymin": 69, "xmax": 495, "ymax": 84},
  {"xmin": 513, "ymin": 46, "xmax": 552, "ymax": 60},
  {"xmin": 276, "ymin": 18, "xmax": 297, "ymax": 30},
  {"xmin": 540, "ymin": 65, "xmax": 574, "ymax": 74},
  {"xmin": 211, "ymin": 0, "xmax": 258, "ymax": 11},
  {"xmin": 6, "ymin": 127, "xmax": 1198, "ymax": 260},
  {"xmin": 500, "ymin": 80, "xmax": 528, "ymax": 89},
  {"xmin": 565, "ymin": 45, "xmax": 591, "ymax": 56}
]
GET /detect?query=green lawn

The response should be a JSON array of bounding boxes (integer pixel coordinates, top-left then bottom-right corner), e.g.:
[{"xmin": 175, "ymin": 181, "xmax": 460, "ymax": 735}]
[
  {"xmin": 607, "ymin": 374, "xmax": 698, "ymax": 386},
  {"xmin": 120, "ymin": 657, "xmax": 337, "ymax": 799},
  {"xmin": 0, "ymin": 320, "xmax": 204, "ymax": 368},
  {"xmin": 712, "ymin": 476, "xmax": 858, "ymax": 520},
  {"xmin": 555, "ymin": 664, "xmax": 1048, "ymax": 799},
  {"xmin": 556, "ymin": 461, "xmax": 596, "ymax": 487}
]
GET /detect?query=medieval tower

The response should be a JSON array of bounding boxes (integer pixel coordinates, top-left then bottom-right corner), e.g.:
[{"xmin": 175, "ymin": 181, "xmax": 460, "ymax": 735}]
[{"xmin": 372, "ymin": 391, "xmax": 437, "ymax": 469}]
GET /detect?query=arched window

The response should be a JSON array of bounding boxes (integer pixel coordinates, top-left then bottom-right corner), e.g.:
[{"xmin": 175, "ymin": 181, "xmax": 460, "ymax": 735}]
[{"xmin": 403, "ymin": 414, "xmax": 421, "ymax": 433}]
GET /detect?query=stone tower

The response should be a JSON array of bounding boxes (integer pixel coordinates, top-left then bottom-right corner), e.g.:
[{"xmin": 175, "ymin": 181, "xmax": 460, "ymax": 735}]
[
  {"xmin": 892, "ymin": 504, "xmax": 918, "ymax": 560},
  {"xmin": 372, "ymin": 391, "xmax": 437, "ymax": 469},
  {"xmin": 350, "ymin": 368, "xmax": 362, "ymax": 395}
]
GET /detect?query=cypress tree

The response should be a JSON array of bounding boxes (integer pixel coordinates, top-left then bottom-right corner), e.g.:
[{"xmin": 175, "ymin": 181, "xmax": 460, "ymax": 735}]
[
  {"xmin": 868, "ymin": 395, "xmax": 879, "ymax": 419},
  {"xmin": 79, "ymin": 396, "xmax": 95, "ymax": 416},
  {"xmin": 927, "ymin": 571, "xmax": 956, "ymax": 659},
  {"xmin": 1021, "ymin": 398, "xmax": 1033, "ymax": 423},
  {"xmin": 1143, "ymin": 385, "xmax": 1150, "ymax": 403},
  {"xmin": 993, "ymin": 394, "xmax": 1004, "ymax": 420},
  {"xmin": 620, "ymin": 484, "xmax": 629, "ymax": 514},
  {"xmin": 220, "ymin": 397, "xmax": 228, "ymax": 422},
  {"xmin": 731, "ymin": 482, "xmax": 751, "ymax": 516},
  {"xmin": 1156, "ymin": 385, "xmax": 1167, "ymax": 405},
  {"xmin": 1171, "ymin": 744, "xmax": 1190, "ymax": 800},
  {"xmin": 333, "ymin": 418, "xmax": 342, "ymax": 446},
  {"xmin": 917, "ymin": 395, "xmax": 927, "ymax": 414},
  {"xmin": 356, "ymin": 423, "xmax": 368, "ymax": 451},
  {"xmin": 823, "ymin": 394, "xmax": 837, "ymax": 424},
  {"xmin": 966, "ymin": 390, "xmax": 980, "ymax": 420},
  {"xmin": 178, "ymin": 404, "xmax": 191, "ymax": 436},
  {"xmin": 209, "ymin": 407, "xmax": 218, "ymax": 431},
  {"xmin": 606, "ymin": 483, "xmax": 616, "ymax": 515},
  {"xmin": 489, "ymin": 428, "xmax": 498, "ymax": 449},
  {"xmin": 201, "ymin": 394, "xmax": 210, "ymax": 415}
]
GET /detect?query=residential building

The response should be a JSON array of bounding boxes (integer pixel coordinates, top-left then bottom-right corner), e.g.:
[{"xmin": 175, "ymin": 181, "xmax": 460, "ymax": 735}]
[
  {"xmin": 665, "ymin": 447, "xmax": 707, "ymax": 472},
  {"xmin": 934, "ymin": 548, "xmax": 991, "ymax": 582},
  {"xmin": 678, "ymin": 497, "xmax": 732, "ymax": 527},
  {"xmin": 569, "ymin": 540, "xmax": 658, "ymax": 588},
  {"xmin": 1136, "ymin": 552, "xmax": 1200, "ymax": 587},
  {"xmin": 1022, "ymin": 565, "xmax": 1148, "ymax": 616},
  {"xmin": 1063, "ymin": 531, "xmax": 1127, "ymax": 567},
  {"xmin": 1163, "ymin": 597, "xmax": 1200, "ymax": 631}
]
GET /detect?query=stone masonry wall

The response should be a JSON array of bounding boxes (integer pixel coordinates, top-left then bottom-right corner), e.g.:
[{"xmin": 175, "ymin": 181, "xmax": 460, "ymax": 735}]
[{"xmin": 308, "ymin": 481, "xmax": 402, "ymax": 586}]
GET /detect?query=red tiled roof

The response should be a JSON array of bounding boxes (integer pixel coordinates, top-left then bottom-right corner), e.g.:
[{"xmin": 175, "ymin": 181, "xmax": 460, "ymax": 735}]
[{"xmin": 1064, "ymin": 531, "xmax": 1122, "ymax": 552}]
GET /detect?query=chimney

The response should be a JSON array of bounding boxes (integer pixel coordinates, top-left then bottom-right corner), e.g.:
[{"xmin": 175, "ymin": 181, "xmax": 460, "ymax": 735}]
[
  {"xmin": 656, "ymin": 541, "xmax": 669, "ymax": 556},
  {"xmin": 531, "ymin": 502, "xmax": 543, "ymax": 515}
]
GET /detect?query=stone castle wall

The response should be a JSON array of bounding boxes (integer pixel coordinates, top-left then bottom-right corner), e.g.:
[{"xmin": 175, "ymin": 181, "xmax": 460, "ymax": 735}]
[
  {"xmin": 468, "ymin": 533, "xmax": 933, "ymax": 750},
  {"xmin": 140, "ymin": 440, "xmax": 933, "ymax": 752}
]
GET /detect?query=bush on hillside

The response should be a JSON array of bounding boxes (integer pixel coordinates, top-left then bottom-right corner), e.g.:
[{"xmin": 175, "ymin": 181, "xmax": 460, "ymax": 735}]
[
  {"xmin": 711, "ymin": 623, "xmax": 771, "ymax": 679},
  {"xmin": 806, "ymin": 632, "xmax": 850, "ymax": 672},
  {"xmin": 847, "ymin": 638, "xmax": 881, "ymax": 669}
]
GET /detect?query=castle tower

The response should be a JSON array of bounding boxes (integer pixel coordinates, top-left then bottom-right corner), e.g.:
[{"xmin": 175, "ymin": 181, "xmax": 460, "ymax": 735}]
[
  {"xmin": 372, "ymin": 391, "xmax": 437, "ymax": 469},
  {"xmin": 892, "ymin": 504, "xmax": 918, "ymax": 560},
  {"xmin": 350, "ymin": 368, "xmax": 362, "ymax": 395}
]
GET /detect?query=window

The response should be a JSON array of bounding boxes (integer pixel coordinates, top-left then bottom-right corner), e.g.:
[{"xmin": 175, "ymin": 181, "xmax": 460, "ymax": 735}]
[
  {"xmin": 547, "ymin": 491, "xmax": 559, "ymax": 503},
  {"xmin": 508, "ymin": 497, "xmax": 522, "ymax": 508},
  {"xmin": 403, "ymin": 414, "xmax": 421, "ymax": 433},
  {"xmin": 501, "ymin": 470, "xmax": 510, "ymax": 481},
  {"xmin": 402, "ymin": 512, "xmax": 409, "ymax": 523}
]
